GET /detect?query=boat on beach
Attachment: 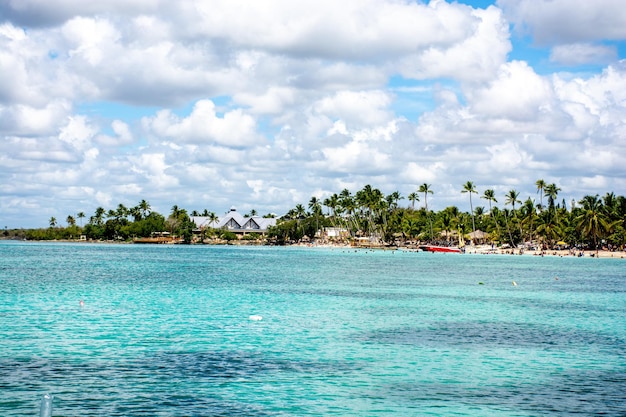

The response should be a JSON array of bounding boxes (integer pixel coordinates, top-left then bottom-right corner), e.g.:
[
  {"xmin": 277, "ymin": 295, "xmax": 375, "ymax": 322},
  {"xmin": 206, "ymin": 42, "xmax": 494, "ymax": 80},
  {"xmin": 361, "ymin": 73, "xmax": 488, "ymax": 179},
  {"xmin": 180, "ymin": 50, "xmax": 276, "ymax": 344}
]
[{"xmin": 419, "ymin": 245, "xmax": 463, "ymax": 253}]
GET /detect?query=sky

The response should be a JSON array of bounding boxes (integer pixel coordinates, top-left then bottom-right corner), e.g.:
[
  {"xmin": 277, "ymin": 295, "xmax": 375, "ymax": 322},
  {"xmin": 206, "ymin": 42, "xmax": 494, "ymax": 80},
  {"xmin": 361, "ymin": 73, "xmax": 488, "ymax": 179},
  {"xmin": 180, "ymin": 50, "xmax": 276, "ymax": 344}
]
[{"xmin": 1, "ymin": 0, "xmax": 626, "ymax": 228}]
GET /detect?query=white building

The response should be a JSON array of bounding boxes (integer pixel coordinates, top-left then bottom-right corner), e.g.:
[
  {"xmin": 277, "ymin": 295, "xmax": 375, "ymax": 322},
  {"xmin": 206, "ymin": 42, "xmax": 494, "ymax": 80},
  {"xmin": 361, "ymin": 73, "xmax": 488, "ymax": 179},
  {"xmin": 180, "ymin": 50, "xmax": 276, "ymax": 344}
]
[{"xmin": 190, "ymin": 208, "xmax": 277, "ymax": 235}]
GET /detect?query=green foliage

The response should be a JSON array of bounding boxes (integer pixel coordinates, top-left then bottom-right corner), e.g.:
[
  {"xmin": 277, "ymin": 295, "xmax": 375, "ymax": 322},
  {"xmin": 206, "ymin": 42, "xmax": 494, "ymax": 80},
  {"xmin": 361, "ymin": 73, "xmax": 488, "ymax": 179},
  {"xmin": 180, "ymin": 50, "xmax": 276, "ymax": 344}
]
[
  {"xmin": 24, "ymin": 225, "xmax": 83, "ymax": 240},
  {"xmin": 242, "ymin": 232, "xmax": 261, "ymax": 240},
  {"xmin": 267, "ymin": 219, "xmax": 303, "ymax": 245},
  {"xmin": 220, "ymin": 230, "xmax": 238, "ymax": 241},
  {"xmin": 17, "ymin": 186, "xmax": 626, "ymax": 250},
  {"xmin": 128, "ymin": 212, "xmax": 167, "ymax": 238}
]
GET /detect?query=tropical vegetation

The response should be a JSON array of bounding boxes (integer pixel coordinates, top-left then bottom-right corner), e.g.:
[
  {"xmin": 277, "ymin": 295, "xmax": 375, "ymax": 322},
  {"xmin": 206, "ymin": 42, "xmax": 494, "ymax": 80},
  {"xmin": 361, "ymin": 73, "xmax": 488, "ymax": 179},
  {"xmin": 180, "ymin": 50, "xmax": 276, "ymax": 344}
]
[
  {"xmin": 3, "ymin": 181, "xmax": 625, "ymax": 251},
  {"xmin": 268, "ymin": 182, "xmax": 625, "ymax": 251}
]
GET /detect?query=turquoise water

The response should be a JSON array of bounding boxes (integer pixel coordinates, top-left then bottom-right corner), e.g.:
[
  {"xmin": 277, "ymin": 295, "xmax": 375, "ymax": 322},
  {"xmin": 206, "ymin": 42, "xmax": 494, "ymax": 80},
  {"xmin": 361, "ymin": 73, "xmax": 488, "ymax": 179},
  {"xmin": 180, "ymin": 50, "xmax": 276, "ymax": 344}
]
[{"xmin": 0, "ymin": 242, "xmax": 624, "ymax": 416}]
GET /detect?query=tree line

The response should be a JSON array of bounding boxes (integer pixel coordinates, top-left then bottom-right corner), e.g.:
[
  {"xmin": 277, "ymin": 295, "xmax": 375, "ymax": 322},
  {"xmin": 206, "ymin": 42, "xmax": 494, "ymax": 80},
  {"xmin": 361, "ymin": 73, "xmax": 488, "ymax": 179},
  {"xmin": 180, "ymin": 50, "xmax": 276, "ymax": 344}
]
[
  {"xmin": 4, "ymin": 180, "xmax": 625, "ymax": 250},
  {"xmin": 11, "ymin": 201, "xmax": 223, "ymax": 242},
  {"xmin": 8, "ymin": 201, "xmax": 273, "ymax": 242},
  {"xmin": 268, "ymin": 181, "xmax": 625, "ymax": 250}
]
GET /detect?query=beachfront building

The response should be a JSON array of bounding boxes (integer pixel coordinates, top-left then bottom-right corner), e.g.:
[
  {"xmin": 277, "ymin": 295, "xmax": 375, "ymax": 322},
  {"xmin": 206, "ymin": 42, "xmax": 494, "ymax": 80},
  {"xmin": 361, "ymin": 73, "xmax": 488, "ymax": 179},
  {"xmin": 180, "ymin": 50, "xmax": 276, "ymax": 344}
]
[
  {"xmin": 190, "ymin": 207, "xmax": 277, "ymax": 236},
  {"xmin": 322, "ymin": 227, "xmax": 350, "ymax": 240}
]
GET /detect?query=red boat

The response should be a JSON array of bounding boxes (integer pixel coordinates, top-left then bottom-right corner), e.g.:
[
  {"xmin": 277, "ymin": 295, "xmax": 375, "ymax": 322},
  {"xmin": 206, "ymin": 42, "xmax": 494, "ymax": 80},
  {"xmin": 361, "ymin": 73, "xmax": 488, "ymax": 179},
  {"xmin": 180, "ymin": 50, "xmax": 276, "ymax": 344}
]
[{"xmin": 420, "ymin": 245, "xmax": 463, "ymax": 253}]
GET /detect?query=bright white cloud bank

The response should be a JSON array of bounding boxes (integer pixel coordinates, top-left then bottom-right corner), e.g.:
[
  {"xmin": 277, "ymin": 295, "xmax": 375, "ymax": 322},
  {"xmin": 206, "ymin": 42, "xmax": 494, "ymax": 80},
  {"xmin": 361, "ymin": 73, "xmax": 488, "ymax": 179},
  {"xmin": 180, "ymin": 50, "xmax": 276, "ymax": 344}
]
[{"xmin": 1, "ymin": 0, "xmax": 625, "ymax": 227}]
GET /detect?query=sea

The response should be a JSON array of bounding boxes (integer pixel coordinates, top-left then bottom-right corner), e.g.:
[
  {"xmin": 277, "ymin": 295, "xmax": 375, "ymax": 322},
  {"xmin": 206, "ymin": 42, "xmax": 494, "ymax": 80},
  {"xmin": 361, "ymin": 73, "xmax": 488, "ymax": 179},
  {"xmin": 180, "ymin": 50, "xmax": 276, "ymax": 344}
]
[{"xmin": 0, "ymin": 241, "xmax": 624, "ymax": 416}]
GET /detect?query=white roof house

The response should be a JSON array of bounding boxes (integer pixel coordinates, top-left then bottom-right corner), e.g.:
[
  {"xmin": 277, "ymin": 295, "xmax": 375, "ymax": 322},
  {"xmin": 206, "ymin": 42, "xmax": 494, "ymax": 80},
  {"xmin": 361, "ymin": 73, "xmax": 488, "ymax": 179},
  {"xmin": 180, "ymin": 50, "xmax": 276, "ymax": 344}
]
[{"xmin": 190, "ymin": 208, "xmax": 277, "ymax": 234}]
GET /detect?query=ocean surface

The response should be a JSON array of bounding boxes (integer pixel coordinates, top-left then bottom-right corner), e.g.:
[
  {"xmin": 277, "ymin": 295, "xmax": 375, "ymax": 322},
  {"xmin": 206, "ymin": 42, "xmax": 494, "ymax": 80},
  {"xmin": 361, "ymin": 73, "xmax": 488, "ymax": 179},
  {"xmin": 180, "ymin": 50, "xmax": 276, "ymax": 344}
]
[{"xmin": 0, "ymin": 241, "xmax": 624, "ymax": 416}]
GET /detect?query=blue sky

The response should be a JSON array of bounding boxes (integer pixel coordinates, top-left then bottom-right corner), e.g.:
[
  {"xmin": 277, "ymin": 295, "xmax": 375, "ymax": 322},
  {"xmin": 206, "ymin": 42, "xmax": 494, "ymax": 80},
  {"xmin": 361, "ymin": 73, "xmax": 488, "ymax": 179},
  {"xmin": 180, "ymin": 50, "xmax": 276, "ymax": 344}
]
[{"xmin": 1, "ymin": 0, "xmax": 625, "ymax": 228}]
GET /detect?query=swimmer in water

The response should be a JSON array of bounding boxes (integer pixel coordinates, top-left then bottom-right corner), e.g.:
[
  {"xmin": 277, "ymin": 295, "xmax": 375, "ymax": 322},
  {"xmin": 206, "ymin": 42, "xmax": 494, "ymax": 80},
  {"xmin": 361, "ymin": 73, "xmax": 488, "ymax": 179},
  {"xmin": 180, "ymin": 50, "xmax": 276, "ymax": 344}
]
[{"xmin": 79, "ymin": 300, "xmax": 85, "ymax": 307}]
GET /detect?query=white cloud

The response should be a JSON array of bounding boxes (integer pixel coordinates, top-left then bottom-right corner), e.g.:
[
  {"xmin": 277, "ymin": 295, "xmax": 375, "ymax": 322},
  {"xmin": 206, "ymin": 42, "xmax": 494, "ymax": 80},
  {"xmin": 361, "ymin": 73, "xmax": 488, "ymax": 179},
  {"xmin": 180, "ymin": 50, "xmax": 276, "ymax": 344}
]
[
  {"xmin": 484, "ymin": 140, "xmax": 536, "ymax": 174},
  {"xmin": 95, "ymin": 120, "xmax": 134, "ymax": 147},
  {"xmin": 190, "ymin": 0, "xmax": 476, "ymax": 60},
  {"xmin": 550, "ymin": 43, "xmax": 618, "ymax": 66},
  {"xmin": 498, "ymin": 0, "xmax": 626, "ymax": 44},
  {"xmin": 0, "ymin": 100, "xmax": 71, "ymax": 135},
  {"xmin": 62, "ymin": 17, "xmax": 120, "ymax": 65},
  {"xmin": 59, "ymin": 115, "xmax": 97, "ymax": 151},
  {"xmin": 467, "ymin": 61, "xmax": 553, "ymax": 121},
  {"xmin": 313, "ymin": 90, "xmax": 393, "ymax": 127},
  {"xmin": 403, "ymin": 162, "xmax": 446, "ymax": 184},
  {"xmin": 233, "ymin": 87, "xmax": 296, "ymax": 115},
  {"xmin": 398, "ymin": 6, "xmax": 511, "ymax": 82},
  {"xmin": 0, "ymin": 0, "xmax": 161, "ymax": 27},
  {"xmin": 129, "ymin": 153, "xmax": 179, "ymax": 189},
  {"xmin": 143, "ymin": 100, "xmax": 261, "ymax": 147}
]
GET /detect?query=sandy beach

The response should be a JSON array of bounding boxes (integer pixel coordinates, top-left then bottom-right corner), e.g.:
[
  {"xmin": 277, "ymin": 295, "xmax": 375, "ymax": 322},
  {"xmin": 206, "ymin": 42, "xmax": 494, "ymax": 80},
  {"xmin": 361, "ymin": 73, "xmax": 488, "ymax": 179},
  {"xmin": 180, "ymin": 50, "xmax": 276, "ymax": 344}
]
[
  {"xmin": 466, "ymin": 245, "xmax": 626, "ymax": 259},
  {"xmin": 291, "ymin": 240, "xmax": 626, "ymax": 259}
]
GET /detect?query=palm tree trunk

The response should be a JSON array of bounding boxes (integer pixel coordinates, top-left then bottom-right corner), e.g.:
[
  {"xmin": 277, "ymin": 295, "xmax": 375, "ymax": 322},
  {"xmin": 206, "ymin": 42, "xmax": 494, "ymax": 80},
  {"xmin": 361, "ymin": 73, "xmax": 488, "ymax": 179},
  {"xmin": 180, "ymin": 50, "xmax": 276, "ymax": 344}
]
[{"xmin": 505, "ymin": 212, "xmax": 515, "ymax": 247}]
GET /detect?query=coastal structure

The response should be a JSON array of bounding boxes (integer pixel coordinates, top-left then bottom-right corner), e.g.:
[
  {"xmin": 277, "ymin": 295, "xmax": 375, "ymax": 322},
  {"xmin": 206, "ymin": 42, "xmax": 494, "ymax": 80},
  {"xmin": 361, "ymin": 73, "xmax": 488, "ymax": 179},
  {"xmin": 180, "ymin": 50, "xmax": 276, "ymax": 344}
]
[
  {"xmin": 134, "ymin": 231, "xmax": 176, "ymax": 244},
  {"xmin": 190, "ymin": 207, "xmax": 277, "ymax": 236}
]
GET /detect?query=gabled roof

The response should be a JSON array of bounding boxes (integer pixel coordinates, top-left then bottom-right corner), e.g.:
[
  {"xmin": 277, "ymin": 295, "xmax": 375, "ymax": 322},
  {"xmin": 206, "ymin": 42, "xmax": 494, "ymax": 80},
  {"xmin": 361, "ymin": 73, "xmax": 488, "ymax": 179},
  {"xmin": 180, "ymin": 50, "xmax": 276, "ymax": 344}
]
[
  {"xmin": 190, "ymin": 208, "xmax": 277, "ymax": 232},
  {"xmin": 190, "ymin": 216, "xmax": 214, "ymax": 228}
]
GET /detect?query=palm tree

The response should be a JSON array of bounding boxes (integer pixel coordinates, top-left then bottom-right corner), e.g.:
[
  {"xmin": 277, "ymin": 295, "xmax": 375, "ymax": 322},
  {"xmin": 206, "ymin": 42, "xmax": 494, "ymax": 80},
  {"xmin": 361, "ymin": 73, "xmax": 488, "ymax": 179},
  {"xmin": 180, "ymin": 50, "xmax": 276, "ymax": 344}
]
[
  {"xmin": 505, "ymin": 189, "xmax": 522, "ymax": 240},
  {"xmin": 130, "ymin": 206, "xmax": 142, "ymax": 222},
  {"xmin": 481, "ymin": 189, "xmax": 498, "ymax": 237},
  {"xmin": 138, "ymin": 200, "xmax": 151, "ymax": 218},
  {"xmin": 419, "ymin": 183, "xmax": 434, "ymax": 239},
  {"xmin": 418, "ymin": 184, "xmax": 432, "ymax": 210},
  {"xmin": 208, "ymin": 212, "xmax": 219, "ymax": 227},
  {"xmin": 602, "ymin": 192, "xmax": 617, "ymax": 219},
  {"xmin": 402, "ymin": 217, "xmax": 420, "ymax": 240},
  {"xmin": 49, "ymin": 217, "xmax": 57, "ymax": 228},
  {"xmin": 408, "ymin": 192, "xmax": 419, "ymax": 209},
  {"xmin": 77, "ymin": 212, "xmax": 85, "ymax": 227},
  {"xmin": 308, "ymin": 197, "xmax": 321, "ymax": 215},
  {"xmin": 505, "ymin": 189, "xmax": 520, "ymax": 211},
  {"xmin": 293, "ymin": 204, "xmax": 306, "ymax": 239},
  {"xmin": 323, "ymin": 193, "xmax": 340, "ymax": 228},
  {"xmin": 93, "ymin": 207, "xmax": 105, "ymax": 226},
  {"xmin": 536, "ymin": 179, "xmax": 546, "ymax": 211},
  {"xmin": 520, "ymin": 198, "xmax": 536, "ymax": 242},
  {"xmin": 536, "ymin": 215, "xmax": 563, "ymax": 248},
  {"xmin": 501, "ymin": 208, "xmax": 516, "ymax": 247},
  {"xmin": 389, "ymin": 191, "xmax": 403, "ymax": 210},
  {"xmin": 339, "ymin": 189, "xmax": 357, "ymax": 234},
  {"xmin": 116, "ymin": 204, "xmax": 128, "ymax": 221},
  {"xmin": 576, "ymin": 194, "xmax": 611, "ymax": 256},
  {"xmin": 66, "ymin": 215, "xmax": 76, "ymax": 227},
  {"xmin": 309, "ymin": 197, "xmax": 322, "ymax": 237},
  {"xmin": 294, "ymin": 204, "xmax": 306, "ymax": 219},
  {"xmin": 544, "ymin": 183, "xmax": 561, "ymax": 218},
  {"xmin": 439, "ymin": 209, "xmax": 455, "ymax": 242},
  {"xmin": 356, "ymin": 185, "xmax": 383, "ymax": 237},
  {"xmin": 461, "ymin": 181, "xmax": 477, "ymax": 236}
]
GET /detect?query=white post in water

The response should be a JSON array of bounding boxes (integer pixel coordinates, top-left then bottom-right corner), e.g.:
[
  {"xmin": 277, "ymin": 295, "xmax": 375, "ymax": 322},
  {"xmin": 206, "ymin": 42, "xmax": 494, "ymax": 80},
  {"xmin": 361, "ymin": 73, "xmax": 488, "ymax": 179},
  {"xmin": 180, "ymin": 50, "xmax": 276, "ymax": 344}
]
[{"xmin": 40, "ymin": 393, "xmax": 53, "ymax": 417}]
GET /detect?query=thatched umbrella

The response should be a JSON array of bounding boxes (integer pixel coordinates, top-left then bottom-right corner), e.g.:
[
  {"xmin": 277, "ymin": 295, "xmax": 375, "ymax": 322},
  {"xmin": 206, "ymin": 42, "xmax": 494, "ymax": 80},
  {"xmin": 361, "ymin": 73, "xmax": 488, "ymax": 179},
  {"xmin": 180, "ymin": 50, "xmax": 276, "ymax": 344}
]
[{"xmin": 469, "ymin": 229, "xmax": 487, "ymax": 242}]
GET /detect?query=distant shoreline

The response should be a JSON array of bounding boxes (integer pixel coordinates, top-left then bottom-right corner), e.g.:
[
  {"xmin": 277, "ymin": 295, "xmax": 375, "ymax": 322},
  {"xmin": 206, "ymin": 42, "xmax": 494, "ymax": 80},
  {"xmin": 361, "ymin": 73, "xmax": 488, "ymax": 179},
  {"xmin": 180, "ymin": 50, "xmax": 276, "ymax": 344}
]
[{"xmin": 3, "ymin": 238, "xmax": 624, "ymax": 259}]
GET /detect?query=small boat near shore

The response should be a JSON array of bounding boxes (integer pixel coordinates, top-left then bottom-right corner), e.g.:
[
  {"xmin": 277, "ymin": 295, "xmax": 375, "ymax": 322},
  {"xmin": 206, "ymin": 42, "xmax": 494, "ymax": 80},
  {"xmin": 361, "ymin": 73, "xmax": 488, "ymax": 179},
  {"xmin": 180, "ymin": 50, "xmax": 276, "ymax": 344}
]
[{"xmin": 419, "ymin": 245, "xmax": 463, "ymax": 253}]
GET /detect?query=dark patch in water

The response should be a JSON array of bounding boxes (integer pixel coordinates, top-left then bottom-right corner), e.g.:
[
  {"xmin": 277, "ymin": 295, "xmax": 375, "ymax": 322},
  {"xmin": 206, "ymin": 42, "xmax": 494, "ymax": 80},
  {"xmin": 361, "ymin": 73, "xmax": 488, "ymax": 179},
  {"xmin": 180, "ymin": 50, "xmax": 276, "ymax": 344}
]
[
  {"xmin": 386, "ymin": 368, "xmax": 626, "ymax": 415},
  {"xmin": 0, "ymin": 351, "xmax": 352, "ymax": 416},
  {"xmin": 138, "ymin": 350, "xmax": 352, "ymax": 379},
  {"xmin": 356, "ymin": 321, "xmax": 626, "ymax": 352}
]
